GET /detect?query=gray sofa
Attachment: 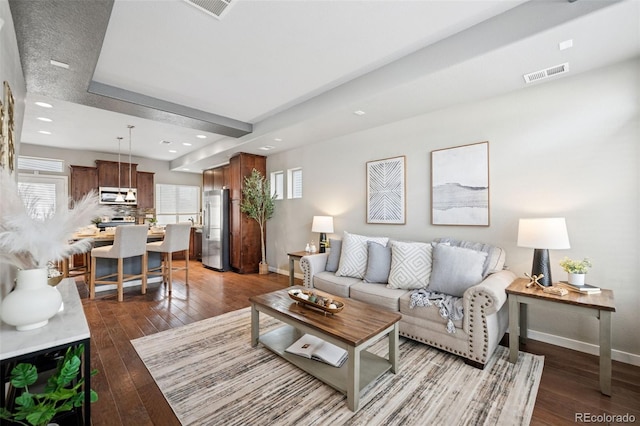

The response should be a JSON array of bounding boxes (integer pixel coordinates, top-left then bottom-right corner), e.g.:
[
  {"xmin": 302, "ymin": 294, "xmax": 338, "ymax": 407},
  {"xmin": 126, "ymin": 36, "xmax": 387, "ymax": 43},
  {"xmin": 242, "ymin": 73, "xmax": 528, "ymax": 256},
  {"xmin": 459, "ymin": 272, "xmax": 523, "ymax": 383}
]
[{"xmin": 299, "ymin": 233, "xmax": 517, "ymax": 369}]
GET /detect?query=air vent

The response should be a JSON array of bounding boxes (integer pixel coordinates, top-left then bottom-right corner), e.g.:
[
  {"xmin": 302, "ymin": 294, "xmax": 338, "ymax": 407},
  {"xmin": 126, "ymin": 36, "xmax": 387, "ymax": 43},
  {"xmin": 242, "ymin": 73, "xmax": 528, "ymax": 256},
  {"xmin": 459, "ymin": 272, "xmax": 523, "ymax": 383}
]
[
  {"xmin": 159, "ymin": 140, "xmax": 172, "ymax": 145},
  {"xmin": 523, "ymin": 62, "xmax": 569, "ymax": 83},
  {"xmin": 184, "ymin": 0, "xmax": 234, "ymax": 20}
]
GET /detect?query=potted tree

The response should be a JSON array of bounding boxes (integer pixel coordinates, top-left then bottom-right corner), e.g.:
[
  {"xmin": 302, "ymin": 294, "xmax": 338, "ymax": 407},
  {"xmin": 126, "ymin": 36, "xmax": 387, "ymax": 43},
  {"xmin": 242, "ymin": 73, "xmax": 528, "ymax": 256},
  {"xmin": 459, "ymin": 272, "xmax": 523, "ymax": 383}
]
[{"xmin": 240, "ymin": 169, "xmax": 276, "ymax": 274}]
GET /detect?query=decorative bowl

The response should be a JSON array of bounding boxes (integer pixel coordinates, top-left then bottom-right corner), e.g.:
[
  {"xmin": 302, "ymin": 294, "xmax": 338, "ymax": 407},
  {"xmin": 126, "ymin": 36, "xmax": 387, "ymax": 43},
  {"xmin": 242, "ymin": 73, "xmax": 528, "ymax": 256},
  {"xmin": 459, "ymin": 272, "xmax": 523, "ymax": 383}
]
[{"xmin": 288, "ymin": 289, "xmax": 344, "ymax": 314}]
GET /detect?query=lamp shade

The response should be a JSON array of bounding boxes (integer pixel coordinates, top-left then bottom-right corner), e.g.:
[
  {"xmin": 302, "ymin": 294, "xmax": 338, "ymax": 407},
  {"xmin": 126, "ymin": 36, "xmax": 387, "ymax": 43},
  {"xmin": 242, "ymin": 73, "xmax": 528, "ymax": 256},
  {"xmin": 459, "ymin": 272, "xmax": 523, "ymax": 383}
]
[
  {"xmin": 517, "ymin": 218, "xmax": 570, "ymax": 249},
  {"xmin": 312, "ymin": 216, "xmax": 334, "ymax": 233}
]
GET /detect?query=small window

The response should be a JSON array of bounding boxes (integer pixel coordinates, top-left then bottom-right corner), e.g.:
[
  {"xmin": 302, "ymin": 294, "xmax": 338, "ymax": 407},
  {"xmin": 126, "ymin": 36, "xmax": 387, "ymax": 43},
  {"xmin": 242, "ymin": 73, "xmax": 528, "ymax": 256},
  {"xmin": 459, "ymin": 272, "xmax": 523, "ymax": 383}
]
[
  {"xmin": 155, "ymin": 184, "xmax": 200, "ymax": 225},
  {"xmin": 270, "ymin": 171, "xmax": 284, "ymax": 200},
  {"xmin": 287, "ymin": 168, "xmax": 302, "ymax": 199},
  {"xmin": 18, "ymin": 156, "xmax": 64, "ymax": 173}
]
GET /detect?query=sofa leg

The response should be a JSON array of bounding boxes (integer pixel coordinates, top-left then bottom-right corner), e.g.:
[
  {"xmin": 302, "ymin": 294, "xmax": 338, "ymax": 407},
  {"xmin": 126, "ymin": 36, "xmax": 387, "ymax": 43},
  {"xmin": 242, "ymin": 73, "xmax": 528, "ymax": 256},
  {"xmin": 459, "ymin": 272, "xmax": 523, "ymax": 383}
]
[{"xmin": 464, "ymin": 358, "xmax": 485, "ymax": 370}]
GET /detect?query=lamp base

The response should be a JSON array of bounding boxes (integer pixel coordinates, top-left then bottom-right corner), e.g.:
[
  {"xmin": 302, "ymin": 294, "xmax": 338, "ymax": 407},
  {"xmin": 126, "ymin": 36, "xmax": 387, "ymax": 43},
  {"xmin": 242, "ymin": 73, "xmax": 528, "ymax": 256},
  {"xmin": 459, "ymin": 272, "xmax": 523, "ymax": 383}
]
[
  {"xmin": 531, "ymin": 248, "xmax": 552, "ymax": 287},
  {"xmin": 319, "ymin": 233, "xmax": 327, "ymax": 253}
]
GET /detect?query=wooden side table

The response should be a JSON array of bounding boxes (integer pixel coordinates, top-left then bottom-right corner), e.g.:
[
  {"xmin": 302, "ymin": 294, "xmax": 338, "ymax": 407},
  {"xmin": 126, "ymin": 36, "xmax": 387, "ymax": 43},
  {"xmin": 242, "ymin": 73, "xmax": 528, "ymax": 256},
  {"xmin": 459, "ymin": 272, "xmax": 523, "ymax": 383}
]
[
  {"xmin": 287, "ymin": 251, "xmax": 309, "ymax": 286},
  {"xmin": 506, "ymin": 277, "xmax": 616, "ymax": 395}
]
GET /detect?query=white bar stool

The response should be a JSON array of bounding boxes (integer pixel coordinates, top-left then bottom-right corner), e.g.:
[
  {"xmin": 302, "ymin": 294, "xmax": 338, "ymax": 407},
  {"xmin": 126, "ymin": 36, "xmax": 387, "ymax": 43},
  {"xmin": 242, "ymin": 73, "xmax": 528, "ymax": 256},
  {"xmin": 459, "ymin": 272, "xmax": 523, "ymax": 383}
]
[
  {"xmin": 89, "ymin": 225, "xmax": 149, "ymax": 302},
  {"xmin": 146, "ymin": 223, "xmax": 192, "ymax": 294}
]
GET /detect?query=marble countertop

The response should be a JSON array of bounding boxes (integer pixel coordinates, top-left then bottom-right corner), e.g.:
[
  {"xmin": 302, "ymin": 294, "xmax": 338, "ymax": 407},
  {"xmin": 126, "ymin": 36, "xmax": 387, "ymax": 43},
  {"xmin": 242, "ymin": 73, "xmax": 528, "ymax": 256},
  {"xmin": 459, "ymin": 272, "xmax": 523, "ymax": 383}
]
[{"xmin": 0, "ymin": 278, "xmax": 90, "ymax": 361}]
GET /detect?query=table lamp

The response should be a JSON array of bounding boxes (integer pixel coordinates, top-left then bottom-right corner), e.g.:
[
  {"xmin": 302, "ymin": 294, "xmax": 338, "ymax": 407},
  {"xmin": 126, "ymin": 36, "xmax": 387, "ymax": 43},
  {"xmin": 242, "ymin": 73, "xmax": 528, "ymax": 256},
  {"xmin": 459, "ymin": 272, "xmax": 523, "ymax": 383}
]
[
  {"xmin": 312, "ymin": 216, "xmax": 334, "ymax": 253},
  {"xmin": 517, "ymin": 217, "xmax": 570, "ymax": 286}
]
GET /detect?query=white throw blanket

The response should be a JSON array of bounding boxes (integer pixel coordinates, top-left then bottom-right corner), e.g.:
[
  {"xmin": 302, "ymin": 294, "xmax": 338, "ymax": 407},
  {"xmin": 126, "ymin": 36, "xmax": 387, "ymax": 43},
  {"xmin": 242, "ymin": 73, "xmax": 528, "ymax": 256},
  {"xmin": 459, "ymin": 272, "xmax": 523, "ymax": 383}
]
[{"xmin": 409, "ymin": 289, "xmax": 464, "ymax": 334}]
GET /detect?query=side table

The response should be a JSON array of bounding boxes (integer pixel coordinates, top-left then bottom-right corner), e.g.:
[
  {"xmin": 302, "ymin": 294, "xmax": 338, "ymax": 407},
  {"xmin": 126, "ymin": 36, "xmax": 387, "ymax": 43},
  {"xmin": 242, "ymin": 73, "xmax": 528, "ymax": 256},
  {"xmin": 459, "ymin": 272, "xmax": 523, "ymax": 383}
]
[
  {"xmin": 506, "ymin": 277, "xmax": 616, "ymax": 395},
  {"xmin": 287, "ymin": 251, "xmax": 309, "ymax": 286}
]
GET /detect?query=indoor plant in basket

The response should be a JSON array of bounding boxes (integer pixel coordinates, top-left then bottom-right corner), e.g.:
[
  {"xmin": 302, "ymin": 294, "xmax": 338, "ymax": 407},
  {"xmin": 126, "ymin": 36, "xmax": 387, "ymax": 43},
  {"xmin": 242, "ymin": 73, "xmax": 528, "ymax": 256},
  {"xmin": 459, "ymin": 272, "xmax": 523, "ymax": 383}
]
[
  {"xmin": 240, "ymin": 168, "xmax": 276, "ymax": 274},
  {"xmin": 0, "ymin": 170, "xmax": 112, "ymax": 330},
  {"xmin": 0, "ymin": 345, "xmax": 98, "ymax": 426},
  {"xmin": 559, "ymin": 256, "xmax": 592, "ymax": 286}
]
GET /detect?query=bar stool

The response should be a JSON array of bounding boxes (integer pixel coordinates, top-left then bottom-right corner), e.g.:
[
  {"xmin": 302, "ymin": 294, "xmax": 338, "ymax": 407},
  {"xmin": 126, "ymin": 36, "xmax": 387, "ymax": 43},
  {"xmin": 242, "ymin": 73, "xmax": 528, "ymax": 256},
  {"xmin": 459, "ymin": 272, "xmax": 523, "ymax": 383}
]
[
  {"xmin": 89, "ymin": 225, "xmax": 149, "ymax": 302},
  {"xmin": 146, "ymin": 223, "xmax": 192, "ymax": 294},
  {"xmin": 61, "ymin": 252, "xmax": 91, "ymax": 282}
]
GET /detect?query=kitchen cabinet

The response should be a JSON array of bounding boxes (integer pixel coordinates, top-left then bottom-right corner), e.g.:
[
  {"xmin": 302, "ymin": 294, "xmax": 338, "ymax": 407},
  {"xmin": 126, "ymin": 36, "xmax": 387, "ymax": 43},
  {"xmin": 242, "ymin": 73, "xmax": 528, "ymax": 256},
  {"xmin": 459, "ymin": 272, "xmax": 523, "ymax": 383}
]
[
  {"xmin": 228, "ymin": 153, "xmax": 266, "ymax": 274},
  {"xmin": 203, "ymin": 165, "xmax": 229, "ymax": 191},
  {"xmin": 96, "ymin": 160, "xmax": 137, "ymax": 189},
  {"xmin": 136, "ymin": 171, "xmax": 155, "ymax": 209},
  {"xmin": 69, "ymin": 165, "xmax": 98, "ymax": 202}
]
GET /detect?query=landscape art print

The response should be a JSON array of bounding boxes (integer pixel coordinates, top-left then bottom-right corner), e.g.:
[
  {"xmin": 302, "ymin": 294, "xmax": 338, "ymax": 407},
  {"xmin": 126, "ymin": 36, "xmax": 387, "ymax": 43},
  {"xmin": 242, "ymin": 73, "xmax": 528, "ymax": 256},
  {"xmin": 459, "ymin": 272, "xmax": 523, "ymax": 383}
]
[
  {"xmin": 366, "ymin": 156, "xmax": 405, "ymax": 224},
  {"xmin": 431, "ymin": 142, "xmax": 489, "ymax": 226}
]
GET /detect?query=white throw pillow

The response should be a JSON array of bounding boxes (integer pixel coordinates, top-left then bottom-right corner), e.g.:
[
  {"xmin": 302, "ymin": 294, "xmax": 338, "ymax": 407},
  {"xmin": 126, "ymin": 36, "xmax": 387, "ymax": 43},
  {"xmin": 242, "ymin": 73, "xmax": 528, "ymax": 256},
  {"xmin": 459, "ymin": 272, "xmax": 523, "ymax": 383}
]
[
  {"xmin": 428, "ymin": 244, "xmax": 488, "ymax": 297},
  {"xmin": 387, "ymin": 241, "xmax": 433, "ymax": 289},
  {"xmin": 336, "ymin": 231, "xmax": 389, "ymax": 279}
]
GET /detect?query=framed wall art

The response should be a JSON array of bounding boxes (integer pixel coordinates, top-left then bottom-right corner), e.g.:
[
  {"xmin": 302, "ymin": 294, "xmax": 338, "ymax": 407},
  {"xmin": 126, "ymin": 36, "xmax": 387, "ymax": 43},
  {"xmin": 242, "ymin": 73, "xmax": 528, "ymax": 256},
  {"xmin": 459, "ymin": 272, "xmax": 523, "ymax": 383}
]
[
  {"xmin": 2, "ymin": 81, "xmax": 15, "ymax": 173},
  {"xmin": 366, "ymin": 155, "xmax": 405, "ymax": 224},
  {"xmin": 431, "ymin": 141, "xmax": 489, "ymax": 226}
]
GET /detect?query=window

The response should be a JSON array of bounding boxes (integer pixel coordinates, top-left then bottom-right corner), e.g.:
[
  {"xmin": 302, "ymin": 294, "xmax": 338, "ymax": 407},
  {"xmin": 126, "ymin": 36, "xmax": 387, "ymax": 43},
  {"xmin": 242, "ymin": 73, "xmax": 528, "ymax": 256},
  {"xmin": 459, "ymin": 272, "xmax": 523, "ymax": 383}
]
[
  {"xmin": 287, "ymin": 168, "xmax": 302, "ymax": 199},
  {"xmin": 155, "ymin": 184, "xmax": 200, "ymax": 225},
  {"xmin": 18, "ymin": 156, "xmax": 64, "ymax": 173},
  {"xmin": 17, "ymin": 174, "xmax": 68, "ymax": 219},
  {"xmin": 270, "ymin": 171, "xmax": 284, "ymax": 200}
]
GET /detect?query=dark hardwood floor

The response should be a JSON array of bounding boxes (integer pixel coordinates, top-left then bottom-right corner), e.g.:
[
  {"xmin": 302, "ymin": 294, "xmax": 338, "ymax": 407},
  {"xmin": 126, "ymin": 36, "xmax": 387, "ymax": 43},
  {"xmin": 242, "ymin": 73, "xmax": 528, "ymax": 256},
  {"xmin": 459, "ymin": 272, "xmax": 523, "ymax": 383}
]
[{"xmin": 77, "ymin": 261, "xmax": 640, "ymax": 425}]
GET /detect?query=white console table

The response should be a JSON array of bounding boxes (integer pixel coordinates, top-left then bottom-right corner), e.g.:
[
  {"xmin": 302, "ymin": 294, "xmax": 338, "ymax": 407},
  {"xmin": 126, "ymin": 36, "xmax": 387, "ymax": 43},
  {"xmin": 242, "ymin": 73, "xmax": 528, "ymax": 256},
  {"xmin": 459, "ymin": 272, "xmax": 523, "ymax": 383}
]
[{"xmin": 1, "ymin": 278, "xmax": 92, "ymax": 424}]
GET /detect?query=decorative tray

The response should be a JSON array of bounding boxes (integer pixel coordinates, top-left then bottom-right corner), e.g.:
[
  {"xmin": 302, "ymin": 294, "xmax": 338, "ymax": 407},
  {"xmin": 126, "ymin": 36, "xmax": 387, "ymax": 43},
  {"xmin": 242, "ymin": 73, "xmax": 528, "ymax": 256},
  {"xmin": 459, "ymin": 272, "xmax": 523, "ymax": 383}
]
[{"xmin": 288, "ymin": 289, "xmax": 344, "ymax": 315}]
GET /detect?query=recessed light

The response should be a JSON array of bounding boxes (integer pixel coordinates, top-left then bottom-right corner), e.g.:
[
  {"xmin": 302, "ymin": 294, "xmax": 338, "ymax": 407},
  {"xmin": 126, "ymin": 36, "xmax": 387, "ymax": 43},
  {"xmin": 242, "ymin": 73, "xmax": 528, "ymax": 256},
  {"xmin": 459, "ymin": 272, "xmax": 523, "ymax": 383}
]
[
  {"xmin": 182, "ymin": 168, "xmax": 190, "ymax": 171},
  {"xmin": 37, "ymin": 117, "xmax": 53, "ymax": 122},
  {"xmin": 50, "ymin": 59, "xmax": 69, "ymax": 69},
  {"xmin": 274, "ymin": 138, "xmax": 282, "ymax": 142},
  {"xmin": 196, "ymin": 134, "xmax": 207, "ymax": 139},
  {"xmin": 35, "ymin": 102, "xmax": 53, "ymax": 108},
  {"xmin": 38, "ymin": 130, "xmax": 52, "ymax": 135},
  {"xmin": 182, "ymin": 142, "xmax": 192, "ymax": 146},
  {"xmin": 168, "ymin": 150, "xmax": 177, "ymax": 153},
  {"xmin": 559, "ymin": 39, "xmax": 573, "ymax": 51},
  {"xmin": 259, "ymin": 145, "xmax": 275, "ymax": 151},
  {"xmin": 353, "ymin": 110, "xmax": 366, "ymax": 116}
]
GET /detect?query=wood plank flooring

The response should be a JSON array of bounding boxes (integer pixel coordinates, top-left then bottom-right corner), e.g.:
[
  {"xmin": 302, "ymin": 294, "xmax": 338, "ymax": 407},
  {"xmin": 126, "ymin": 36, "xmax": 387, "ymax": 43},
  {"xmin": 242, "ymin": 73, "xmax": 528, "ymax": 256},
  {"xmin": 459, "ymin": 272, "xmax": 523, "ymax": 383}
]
[{"xmin": 77, "ymin": 261, "xmax": 639, "ymax": 425}]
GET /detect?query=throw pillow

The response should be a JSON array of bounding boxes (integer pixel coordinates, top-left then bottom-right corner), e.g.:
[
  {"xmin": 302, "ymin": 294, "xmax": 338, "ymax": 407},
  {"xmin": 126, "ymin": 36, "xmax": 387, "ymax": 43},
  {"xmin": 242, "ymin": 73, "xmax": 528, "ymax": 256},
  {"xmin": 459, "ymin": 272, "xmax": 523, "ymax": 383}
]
[
  {"xmin": 325, "ymin": 238, "xmax": 342, "ymax": 272},
  {"xmin": 336, "ymin": 231, "xmax": 389, "ymax": 279},
  {"xmin": 434, "ymin": 237, "xmax": 506, "ymax": 277},
  {"xmin": 428, "ymin": 243, "xmax": 488, "ymax": 297},
  {"xmin": 363, "ymin": 241, "xmax": 392, "ymax": 283},
  {"xmin": 387, "ymin": 241, "xmax": 433, "ymax": 289}
]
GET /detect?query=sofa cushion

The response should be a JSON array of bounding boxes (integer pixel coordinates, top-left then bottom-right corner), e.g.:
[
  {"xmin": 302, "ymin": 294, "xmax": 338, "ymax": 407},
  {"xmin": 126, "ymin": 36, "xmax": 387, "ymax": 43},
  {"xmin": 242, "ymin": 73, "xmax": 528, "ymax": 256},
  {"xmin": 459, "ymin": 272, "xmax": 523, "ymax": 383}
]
[
  {"xmin": 399, "ymin": 292, "xmax": 463, "ymax": 330},
  {"xmin": 349, "ymin": 282, "xmax": 407, "ymax": 312},
  {"xmin": 434, "ymin": 237, "xmax": 505, "ymax": 277},
  {"xmin": 363, "ymin": 241, "xmax": 392, "ymax": 283},
  {"xmin": 387, "ymin": 241, "xmax": 432, "ymax": 289},
  {"xmin": 325, "ymin": 238, "xmax": 342, "ymax": 272},
  {"xmin": 428, "ymin": 244, "xmax": 487, "ymax": 297},
  {"xmin": 336, "ymin": 231, "xmax": 389, "ymax": 279},
  {"xmin": 313, "ymin": 271, "xmax": 359, "ymax": 298}
]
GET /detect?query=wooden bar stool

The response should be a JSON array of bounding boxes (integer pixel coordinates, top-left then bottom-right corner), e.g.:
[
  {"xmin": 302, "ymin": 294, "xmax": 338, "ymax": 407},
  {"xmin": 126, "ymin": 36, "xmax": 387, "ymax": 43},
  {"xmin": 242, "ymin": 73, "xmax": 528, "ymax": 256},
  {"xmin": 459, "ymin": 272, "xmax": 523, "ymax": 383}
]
[
  {"xmin": 146, "ymin": 223, "xmax": 192, "ymax": 294},
  {"xmin": 89, "ymin": 225, "xmax": 149, "ymax": 302},
  {"xmin": 61, "ymin": 252, "xmax": 92, "ymax": 282}
]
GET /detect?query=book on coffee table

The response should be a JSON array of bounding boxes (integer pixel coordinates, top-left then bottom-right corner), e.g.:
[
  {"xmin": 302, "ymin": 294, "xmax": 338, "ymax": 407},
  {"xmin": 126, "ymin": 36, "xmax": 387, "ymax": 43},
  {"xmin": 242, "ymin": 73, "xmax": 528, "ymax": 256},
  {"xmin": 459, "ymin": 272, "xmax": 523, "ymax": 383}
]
[{"xmin": 285, "ymin": 334, "xmax": 348, "ymax": 367}]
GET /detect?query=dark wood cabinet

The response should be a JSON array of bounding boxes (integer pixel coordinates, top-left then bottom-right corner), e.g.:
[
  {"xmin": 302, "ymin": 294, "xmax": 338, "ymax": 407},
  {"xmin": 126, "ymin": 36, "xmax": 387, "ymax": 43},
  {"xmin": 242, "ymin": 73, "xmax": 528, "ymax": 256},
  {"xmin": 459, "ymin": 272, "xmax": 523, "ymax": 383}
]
[
  {"xmin": 95, "ymin": 160, "xmax": 137, "ymax": 189},
  {"xmin": 69, "ymin": 165, "xmax": 98, "ymax": 202},
  {"xmin": 136, "ymin": 171, "xmax": 155, "ymax": 209},
  {"xmin": 203, "ymin": 165, "xmax": 230, "ymax": 191},
  {"xmin": 228, "ymin": 153, "xmax": 266, "ymax": 274}
]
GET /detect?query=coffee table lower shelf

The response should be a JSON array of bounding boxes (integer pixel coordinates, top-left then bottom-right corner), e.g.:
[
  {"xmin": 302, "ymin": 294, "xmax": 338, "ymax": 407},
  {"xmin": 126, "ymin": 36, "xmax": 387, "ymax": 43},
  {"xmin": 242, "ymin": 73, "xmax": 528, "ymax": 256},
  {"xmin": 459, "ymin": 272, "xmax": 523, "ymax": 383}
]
[{"xmin": 259, "ymin": 325, "xmax": 392, "ymax": 398}]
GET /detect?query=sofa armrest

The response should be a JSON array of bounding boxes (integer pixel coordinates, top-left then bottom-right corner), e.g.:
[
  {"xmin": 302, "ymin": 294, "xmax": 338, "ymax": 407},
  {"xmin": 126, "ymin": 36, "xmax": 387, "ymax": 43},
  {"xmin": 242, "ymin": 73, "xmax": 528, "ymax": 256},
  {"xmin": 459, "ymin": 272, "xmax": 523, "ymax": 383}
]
[
  {"xmin": 299, "ymin": 253, "xmax": 329, "ymax": 288},
  {"xmin": 464, "ymin": 269, "xmax": 517, "ymax": 316}
]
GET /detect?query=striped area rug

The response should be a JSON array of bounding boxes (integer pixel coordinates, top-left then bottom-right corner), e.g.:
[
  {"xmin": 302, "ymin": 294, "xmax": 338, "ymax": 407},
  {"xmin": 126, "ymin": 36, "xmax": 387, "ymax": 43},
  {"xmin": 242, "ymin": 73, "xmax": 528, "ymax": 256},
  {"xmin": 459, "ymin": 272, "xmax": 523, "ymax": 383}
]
[{"xmin": 131, "ymin": 308, "xmax": 543, "ymax": 426}]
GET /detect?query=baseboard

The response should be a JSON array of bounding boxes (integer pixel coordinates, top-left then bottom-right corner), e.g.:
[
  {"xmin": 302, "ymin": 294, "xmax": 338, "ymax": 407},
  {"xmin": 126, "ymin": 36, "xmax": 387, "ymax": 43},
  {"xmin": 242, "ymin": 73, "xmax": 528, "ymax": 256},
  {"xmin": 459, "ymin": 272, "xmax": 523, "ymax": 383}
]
[{"xmin": 525, "ymin": 329, "xmax": 640, "ymax": 367}]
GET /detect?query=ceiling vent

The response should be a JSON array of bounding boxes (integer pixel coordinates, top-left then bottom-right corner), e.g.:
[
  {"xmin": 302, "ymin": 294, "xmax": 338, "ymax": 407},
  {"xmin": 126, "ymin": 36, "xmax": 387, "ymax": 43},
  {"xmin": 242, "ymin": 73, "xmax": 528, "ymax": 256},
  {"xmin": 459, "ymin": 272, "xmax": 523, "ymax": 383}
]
[
  {"xmin": 523, "ymin": 62, "xmax": 569, "ymax": 84},
  {"xmin": 183, "ymin": 0, "xmax": 234, "ymax": 20}
]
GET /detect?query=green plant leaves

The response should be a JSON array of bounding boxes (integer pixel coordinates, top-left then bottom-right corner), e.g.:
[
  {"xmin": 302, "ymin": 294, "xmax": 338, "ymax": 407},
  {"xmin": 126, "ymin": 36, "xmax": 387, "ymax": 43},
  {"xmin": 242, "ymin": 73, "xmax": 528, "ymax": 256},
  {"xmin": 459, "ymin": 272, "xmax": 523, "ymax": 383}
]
[{"xmin": 10, "ymin": 363, "xmax": 38, "ymax": 388}]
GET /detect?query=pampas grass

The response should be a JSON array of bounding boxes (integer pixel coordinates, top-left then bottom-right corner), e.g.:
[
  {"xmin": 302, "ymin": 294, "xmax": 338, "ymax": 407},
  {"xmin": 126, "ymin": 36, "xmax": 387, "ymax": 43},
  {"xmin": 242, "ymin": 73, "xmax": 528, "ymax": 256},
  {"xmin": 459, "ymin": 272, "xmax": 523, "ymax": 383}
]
[{"xmin": 0, "ymin": 170, "xmax": 114, "ymax": 269}]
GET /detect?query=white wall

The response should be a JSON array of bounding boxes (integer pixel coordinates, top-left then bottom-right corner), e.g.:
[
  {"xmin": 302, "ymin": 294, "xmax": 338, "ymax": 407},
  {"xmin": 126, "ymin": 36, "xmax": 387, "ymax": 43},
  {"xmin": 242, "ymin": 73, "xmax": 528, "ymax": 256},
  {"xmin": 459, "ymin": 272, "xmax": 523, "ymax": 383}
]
[
  {"xmin": 266, "ymin": 58, "xmax": 640, "ymax": 363},
  {"xmin": 0, "ymin": 1, "xmax": 26, "ymax": 298}
]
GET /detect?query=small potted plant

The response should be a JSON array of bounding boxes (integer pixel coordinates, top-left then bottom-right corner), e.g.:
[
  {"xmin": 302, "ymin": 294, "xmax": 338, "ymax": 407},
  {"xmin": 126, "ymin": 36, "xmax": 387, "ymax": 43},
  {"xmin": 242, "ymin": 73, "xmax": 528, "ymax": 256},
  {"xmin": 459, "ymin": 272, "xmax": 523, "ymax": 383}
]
[
  {"xmin": 0, "ymin": 345, "xmax": 98, "ymax": 426},
  {"xmin": 559, "ymin": 257, "xmax": 592, "ymax": 285}
]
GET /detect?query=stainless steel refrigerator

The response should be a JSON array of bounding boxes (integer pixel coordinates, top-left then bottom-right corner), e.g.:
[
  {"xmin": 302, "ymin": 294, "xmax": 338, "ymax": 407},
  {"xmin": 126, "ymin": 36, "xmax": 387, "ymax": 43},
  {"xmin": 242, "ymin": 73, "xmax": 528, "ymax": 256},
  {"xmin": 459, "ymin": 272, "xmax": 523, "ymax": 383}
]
[{"xmin": 202, "ymin": 189, "xmax": 230, "ymax": 271}]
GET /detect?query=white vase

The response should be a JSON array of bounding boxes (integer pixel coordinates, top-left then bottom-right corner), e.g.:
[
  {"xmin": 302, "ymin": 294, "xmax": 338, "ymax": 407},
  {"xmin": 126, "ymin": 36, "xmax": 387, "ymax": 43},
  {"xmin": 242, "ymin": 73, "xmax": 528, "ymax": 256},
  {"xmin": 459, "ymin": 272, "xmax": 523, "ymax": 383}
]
[
  {"xmin": 568, "ymin": 272, "xmax": 586, "ymax": 286},
  {"xmin": 1, "ymin": 268, "xmax": 63, "ymax": 331}
]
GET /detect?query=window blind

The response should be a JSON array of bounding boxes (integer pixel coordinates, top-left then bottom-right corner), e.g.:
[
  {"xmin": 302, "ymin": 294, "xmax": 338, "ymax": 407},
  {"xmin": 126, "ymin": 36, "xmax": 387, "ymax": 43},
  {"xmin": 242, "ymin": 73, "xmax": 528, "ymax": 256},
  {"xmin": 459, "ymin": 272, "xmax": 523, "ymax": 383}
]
[{"xmin": 155, "ymin": 184, "xmax": 200, "ymax": 224}]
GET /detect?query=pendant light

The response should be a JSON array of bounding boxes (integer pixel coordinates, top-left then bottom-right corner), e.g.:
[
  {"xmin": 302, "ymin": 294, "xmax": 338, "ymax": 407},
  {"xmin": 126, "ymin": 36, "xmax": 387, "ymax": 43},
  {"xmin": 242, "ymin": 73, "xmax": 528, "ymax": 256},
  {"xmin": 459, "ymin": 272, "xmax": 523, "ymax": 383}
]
[
  {"xmin": 115, "ymin": 137, "xmax": 125, "ymax": 203},
  {"xmin": 125, "ymin": 125, "xmax": 137, "ymax": 202}
]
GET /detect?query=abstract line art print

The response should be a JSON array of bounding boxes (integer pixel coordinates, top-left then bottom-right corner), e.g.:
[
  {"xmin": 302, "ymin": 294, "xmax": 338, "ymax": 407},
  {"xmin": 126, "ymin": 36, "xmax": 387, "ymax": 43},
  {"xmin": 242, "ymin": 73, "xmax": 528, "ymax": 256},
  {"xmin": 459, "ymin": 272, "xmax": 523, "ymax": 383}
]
[
  {"xmin": 367, "ymin": 156, "xmax": 405, "ymax": 224},
  {"xmin": 431, "ymin": 141, "xmax": 489, "ymax": 226}
]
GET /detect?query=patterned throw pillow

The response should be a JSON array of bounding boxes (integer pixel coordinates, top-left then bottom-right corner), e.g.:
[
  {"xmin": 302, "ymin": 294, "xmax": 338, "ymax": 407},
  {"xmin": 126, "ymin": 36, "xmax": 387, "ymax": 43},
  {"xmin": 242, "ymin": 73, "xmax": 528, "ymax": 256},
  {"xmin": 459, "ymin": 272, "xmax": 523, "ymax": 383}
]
[
  {"xmin": 336, "ymin": 231, "xmax": 389, "ymax": 279},
  {"xmin": 387, "ymin": 241, "xmax": 433, "ymax": 289}
]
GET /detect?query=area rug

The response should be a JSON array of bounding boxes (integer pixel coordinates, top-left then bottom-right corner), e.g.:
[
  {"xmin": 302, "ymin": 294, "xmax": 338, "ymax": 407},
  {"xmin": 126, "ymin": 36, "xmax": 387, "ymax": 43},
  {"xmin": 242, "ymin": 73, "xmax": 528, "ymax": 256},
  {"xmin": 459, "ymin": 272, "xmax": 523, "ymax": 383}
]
[{"xmin": 131, "ymin": 308, "xmax": 543, "ymax": 426}]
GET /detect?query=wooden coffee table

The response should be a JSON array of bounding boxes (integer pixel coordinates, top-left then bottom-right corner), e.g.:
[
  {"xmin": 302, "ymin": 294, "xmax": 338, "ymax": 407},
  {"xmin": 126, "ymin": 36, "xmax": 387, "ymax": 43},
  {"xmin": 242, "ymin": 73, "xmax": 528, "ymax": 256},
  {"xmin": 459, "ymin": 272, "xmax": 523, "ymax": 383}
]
[{"xmin": 249, "ymin": 286, "xmax": 401, "ymax": 412}]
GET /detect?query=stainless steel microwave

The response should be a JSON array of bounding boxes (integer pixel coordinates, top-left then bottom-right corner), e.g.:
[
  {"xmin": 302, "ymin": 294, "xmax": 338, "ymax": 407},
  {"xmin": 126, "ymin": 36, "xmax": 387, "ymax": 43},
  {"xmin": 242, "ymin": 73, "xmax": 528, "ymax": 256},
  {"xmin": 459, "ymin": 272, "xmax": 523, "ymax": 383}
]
[{"xmin": 98, "ymin": 187, "xmax": 137, "ymax": 205}]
